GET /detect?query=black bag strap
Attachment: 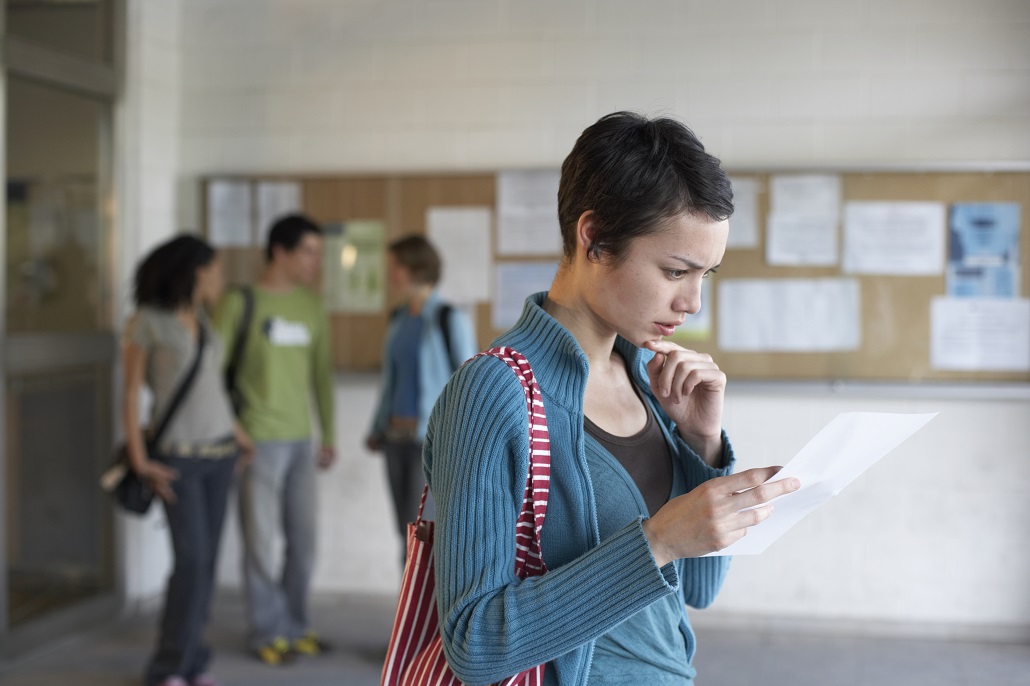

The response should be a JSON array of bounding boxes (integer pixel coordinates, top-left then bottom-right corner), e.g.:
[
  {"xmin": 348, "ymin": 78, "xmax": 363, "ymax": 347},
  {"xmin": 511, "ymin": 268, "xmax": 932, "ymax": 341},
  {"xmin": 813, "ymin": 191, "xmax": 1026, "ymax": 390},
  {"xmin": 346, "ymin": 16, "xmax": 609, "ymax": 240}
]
[
  {"xmin": 148, "ymin": 324, "xmax": 206, "ymax": 447},
  {"xmin": 436, "ymin": 303, "xmax": 459, "ymax": 372},
  {"xmin": 224, "ymin": 285, "xmax": 254, "ymax": 399}
]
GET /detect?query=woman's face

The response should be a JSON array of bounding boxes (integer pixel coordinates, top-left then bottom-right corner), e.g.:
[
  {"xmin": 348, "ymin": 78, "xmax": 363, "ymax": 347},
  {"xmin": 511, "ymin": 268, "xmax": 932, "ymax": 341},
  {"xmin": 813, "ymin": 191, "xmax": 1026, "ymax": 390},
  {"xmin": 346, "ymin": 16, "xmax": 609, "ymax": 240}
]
[
  {"xmin": 587, "ymin": 211, "xmax": 728, "ymax": 347},
  {"xmin": 195, "ymin": 254, "xmax": 225, "ymax": 307}
]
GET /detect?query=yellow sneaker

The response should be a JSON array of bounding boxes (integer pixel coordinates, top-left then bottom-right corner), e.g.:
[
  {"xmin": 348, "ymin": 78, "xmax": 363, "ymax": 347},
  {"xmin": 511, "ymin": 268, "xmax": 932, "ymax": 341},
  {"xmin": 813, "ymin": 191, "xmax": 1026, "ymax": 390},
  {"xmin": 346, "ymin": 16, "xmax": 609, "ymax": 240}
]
[
  {"xmin": 293, "ymin": 631, "xmax": 332, "ymax": 656},
  {"xmin": 255, "ymin": 637, "xmax": 297, "ymax": 666}
]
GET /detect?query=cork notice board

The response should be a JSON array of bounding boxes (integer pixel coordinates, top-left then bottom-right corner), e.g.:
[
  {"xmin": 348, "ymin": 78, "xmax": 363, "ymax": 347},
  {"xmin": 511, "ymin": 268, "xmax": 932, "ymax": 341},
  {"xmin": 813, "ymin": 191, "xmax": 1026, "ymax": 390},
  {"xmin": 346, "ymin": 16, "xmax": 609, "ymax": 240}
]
[{"xmin": 202, "ymin": 170, "xmax": 1029, "ymax": 384}]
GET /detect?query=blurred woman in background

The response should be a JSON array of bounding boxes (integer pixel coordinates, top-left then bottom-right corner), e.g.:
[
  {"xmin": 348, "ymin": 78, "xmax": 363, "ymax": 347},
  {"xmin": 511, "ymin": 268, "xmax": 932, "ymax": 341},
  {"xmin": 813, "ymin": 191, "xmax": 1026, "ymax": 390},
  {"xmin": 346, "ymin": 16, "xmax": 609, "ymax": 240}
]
[{"xmin": 122, "ymin": 234, "xmax": 252, "ymax": 686}]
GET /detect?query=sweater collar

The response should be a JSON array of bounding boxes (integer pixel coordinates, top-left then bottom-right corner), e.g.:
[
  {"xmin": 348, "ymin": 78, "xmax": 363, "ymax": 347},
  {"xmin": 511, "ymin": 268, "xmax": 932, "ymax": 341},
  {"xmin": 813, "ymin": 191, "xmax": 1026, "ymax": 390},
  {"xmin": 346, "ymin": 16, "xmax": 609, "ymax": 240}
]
[{"xmin": 496, "ymin": 292, "xmax": 652, "ymax": 412}]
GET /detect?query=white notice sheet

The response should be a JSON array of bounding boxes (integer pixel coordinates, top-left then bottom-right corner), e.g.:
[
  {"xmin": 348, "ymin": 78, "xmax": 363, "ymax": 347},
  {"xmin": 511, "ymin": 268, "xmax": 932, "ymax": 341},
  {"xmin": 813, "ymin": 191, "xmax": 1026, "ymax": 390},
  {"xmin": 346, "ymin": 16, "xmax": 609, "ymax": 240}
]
[
  {"xmin": 207, "ymin": 180, "xmax": 253, "ymax": 247},
  {"xmin": 843, "ymin": 201, "xmax": 945, "ymax": 275},
  {"xmin": 492, "ymin": 262, "xmax": 558, "ymax": 329},
  {"xmin": 496, "ymin": 170, "xmax": 563, "ymax": 255},
  {"xmin": 727, "ymin": 177, "xmax": 760, "ymax": 249},
  {"xmin": 718, "ymin": 278, "xmax": 860, "ymax": 352},
  {"xmin": 427, "ymin": 206, "xmax": 493, "ymax": 304},
  {"xmin": 767, "ymin": 174, "xmax": 841, "ymax": 266},
  {"xmin": 256, "ymin": 181, "xmax": 302, "ymax": 236},
  {"xmin": 707, "ymin": 412, "xmax": 938, "ymax": 556},
  {"xmin": 931, "ymin": 297, "xmax": 1030, "ymax": 371}
]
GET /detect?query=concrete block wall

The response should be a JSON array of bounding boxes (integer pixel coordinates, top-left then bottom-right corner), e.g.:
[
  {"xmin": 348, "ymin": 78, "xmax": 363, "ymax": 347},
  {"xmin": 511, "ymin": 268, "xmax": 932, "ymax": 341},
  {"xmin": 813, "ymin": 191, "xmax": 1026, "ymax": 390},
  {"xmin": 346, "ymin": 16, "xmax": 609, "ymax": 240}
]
[
  {"xmin": 115, "ymin": 0, "xmax": 184, "ymax": 606},
  {"xmin": 127, "ymin": 0, "xmax": 1030, "ymax": 636}
]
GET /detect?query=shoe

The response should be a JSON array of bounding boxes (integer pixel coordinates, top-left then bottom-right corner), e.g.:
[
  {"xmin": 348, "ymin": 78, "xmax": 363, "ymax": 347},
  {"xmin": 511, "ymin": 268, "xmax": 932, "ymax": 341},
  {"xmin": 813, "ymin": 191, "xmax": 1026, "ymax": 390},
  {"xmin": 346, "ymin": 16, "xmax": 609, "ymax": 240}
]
[
  {"xmin": 157, "ymin": 678, "xmax": 189, "ymax": 686},
  {"xmin": 191, "ymin": 674, "xmax": 220, "ymax": 686},
  {"xmin": 293, "ymin": 630, "xmax": 333, "ymax": 656},
  {"xmin": 255, "ymin": 637, "xmax": 297, "ymax": 666}
]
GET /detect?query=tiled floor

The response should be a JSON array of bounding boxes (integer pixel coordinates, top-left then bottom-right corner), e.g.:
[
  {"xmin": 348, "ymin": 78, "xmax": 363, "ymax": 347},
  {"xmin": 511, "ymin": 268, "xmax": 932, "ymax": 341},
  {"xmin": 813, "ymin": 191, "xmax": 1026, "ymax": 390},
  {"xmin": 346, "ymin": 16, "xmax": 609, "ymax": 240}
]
[{"xmin": 1, "ymin": 592, "xmax": 1028, "ymax": 686}]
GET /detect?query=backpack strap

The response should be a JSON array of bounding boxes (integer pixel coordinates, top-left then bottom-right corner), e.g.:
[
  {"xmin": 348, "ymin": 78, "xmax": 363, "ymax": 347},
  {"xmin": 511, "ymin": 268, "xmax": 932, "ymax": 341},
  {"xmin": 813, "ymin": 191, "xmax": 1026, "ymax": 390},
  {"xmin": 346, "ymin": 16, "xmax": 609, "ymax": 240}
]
[
  {"xmin": 224, "ymin": 285, "xmax": 253, "ymax": 414},
  {"xmin": 437, "ymin": 304, "xmax": 457, "ymax": 372}
]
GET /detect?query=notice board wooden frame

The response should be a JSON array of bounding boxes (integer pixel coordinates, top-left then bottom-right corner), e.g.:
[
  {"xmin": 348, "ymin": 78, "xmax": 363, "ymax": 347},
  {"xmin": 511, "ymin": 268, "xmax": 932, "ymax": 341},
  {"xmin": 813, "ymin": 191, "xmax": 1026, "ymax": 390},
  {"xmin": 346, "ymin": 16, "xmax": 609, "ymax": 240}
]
[{"xmin": 201, "ymin": 169, "xmax": 1029, "ymax": 384}]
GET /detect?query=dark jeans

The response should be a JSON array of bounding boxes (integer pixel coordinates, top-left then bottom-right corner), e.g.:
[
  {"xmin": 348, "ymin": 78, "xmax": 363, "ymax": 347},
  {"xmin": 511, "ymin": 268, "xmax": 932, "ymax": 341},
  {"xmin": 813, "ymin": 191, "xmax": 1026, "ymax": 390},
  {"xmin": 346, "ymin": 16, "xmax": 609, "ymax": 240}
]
[
  {"xmin": 383, "ymin": 439, "xmax": 433, "ymax": 563},
  {"xmin": 145, "ymin": 452, "xmax": 237, "ymax": 686}
]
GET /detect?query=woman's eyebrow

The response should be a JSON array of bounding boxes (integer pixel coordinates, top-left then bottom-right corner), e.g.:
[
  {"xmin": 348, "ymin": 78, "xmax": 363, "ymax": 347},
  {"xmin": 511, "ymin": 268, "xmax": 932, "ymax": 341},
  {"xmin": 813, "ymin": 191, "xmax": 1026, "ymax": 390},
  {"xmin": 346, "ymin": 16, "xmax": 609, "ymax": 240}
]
[{"xmin": 669, "ymin": 255, "xmax": 721, "ymax": 271}]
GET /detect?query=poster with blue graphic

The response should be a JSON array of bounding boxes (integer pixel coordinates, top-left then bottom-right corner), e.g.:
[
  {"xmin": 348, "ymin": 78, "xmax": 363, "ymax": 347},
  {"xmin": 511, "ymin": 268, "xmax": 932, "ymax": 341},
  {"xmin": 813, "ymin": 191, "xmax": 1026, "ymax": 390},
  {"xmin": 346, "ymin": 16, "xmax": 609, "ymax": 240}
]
[{"xmin": 947, "ymin": 203, "xmax": 1020, "ymax": 297}]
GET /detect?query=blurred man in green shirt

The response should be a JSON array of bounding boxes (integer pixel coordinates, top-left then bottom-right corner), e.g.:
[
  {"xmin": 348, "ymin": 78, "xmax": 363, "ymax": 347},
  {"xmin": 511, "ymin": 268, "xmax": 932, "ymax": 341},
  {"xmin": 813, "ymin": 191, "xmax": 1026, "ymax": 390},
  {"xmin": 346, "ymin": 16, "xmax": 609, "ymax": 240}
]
[{"xmin": 214, "ymin": 214, "xmax": 335, "ymax": 666}]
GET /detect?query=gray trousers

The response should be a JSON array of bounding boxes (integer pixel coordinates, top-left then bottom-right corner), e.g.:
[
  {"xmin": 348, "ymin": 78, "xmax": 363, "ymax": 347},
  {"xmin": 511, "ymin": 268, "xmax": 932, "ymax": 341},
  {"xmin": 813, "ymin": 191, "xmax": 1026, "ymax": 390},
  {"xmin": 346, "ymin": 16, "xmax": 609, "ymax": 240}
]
[
  {"xmin": 383, "ymin": 439, "xmax": 433, "ymax": 562},
  {"xmin": 239, "ymin": 440, "xmax": 317, "ymax": 649}
]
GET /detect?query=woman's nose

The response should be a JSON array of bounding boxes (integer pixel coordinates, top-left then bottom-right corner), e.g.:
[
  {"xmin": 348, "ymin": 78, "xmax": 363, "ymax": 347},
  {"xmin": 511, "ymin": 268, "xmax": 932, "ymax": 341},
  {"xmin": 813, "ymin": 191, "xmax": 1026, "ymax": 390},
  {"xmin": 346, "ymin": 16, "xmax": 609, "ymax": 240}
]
[{"xmin": 676, "ymin": 279, "xmax": 703, "ymax": 316}]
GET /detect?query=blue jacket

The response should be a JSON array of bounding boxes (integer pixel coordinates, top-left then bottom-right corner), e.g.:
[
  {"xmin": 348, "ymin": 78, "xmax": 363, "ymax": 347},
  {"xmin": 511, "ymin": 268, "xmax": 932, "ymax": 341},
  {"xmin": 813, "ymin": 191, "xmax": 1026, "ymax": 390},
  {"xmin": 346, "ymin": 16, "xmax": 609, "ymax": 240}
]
[
  {"xmin": 424, "ymin": 292, "xmax": 735, "ymax": 686},
  {"xmin": 370, "ymin": 291, "xmax": 478, "ymax": 441}
]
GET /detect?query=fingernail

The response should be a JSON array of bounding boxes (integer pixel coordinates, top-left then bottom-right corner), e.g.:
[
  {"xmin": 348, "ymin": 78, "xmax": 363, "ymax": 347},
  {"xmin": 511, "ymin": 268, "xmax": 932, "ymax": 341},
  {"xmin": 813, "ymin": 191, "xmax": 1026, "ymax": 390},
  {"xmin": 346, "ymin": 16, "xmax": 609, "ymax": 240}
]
[{"xmin": 790, "ymin": 479, "xmax": 801, "ymax": 490}]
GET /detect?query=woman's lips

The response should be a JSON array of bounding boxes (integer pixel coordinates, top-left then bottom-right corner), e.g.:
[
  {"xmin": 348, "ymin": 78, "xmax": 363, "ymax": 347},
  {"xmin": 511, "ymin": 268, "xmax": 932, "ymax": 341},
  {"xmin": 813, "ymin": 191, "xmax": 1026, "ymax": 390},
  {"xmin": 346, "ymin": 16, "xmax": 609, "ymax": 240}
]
[{"xmin": 655, "ymin": 322, "xmax": 677, "ymax": 336}]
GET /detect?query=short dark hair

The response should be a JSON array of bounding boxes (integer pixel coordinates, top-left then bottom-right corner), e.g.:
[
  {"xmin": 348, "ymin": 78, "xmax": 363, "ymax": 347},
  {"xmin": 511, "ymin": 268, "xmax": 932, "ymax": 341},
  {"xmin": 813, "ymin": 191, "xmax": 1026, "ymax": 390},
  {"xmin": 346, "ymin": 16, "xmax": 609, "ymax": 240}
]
[
  {"xmin": 557, "ymin": 111, "xmax": 734, "ymax": 263},
  {"xmin": 266, "ymin": 213, "xmax": 322, "ymax": 262},
  {"xmin": 134, "ymin": 234, "xmax": 216, "ymax": 309},
  {"xmin": 389, "ymin": 234, "xmax": 441, "ymax": 286}
]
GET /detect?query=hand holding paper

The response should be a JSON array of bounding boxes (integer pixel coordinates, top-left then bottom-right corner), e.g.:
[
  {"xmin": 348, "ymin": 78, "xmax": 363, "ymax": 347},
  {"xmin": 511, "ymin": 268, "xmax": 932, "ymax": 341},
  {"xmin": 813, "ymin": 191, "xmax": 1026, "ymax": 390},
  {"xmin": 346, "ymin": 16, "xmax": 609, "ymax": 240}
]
[{"xmin": 706, "ymin": 412, "xmax": 938, "ymax": 557}]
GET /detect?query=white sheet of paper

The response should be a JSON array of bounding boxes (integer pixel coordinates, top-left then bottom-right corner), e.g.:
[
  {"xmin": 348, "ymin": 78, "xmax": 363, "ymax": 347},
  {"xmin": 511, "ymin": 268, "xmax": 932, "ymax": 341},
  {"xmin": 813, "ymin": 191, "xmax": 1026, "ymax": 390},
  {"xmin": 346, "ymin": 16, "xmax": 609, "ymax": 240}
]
[
  {"xmin": 931, "ymin": 297, "xmax": 1030, "ymax": 371},
  {"xmin": 707, "ymin": 412, "xmax": 938, "ymax": 556},
  {"xmin": 718, "ymin": 278, "xmax": 860, "ymax": 351},
  {"xmin": 767, "ymin": 174, "xmax": 841, "ymax": 266},
  {"xmin": 766, "ymin": 211, "xmax": 839, "ymax": 266},
  {"xmin": 496, "ymin": 170, "xmax": 563, "ymax": 255},
  {"xmin": 492, "ymin": 261, "xmax": 558, "ymax": 329},
  {"xmin": 427, "ymin": 206, "xmax": 493, "ymax": 304},
  {"xmin": 256, "ymin": 181, "xmax": 302, "ymax": 236},
  {"xmin": 843, "ymin": 201, "xmax": 945, "ymax": 275},
  {"xmin": 770, "ymin": 174, "xmax": 841, "ymax": 215},
  {"xmin": 727, "ymin": 177, "xmax": 759, "ymax": 249},
  {"xmin": 207, "ymin": 180, "xmax": 253, "ymax": 247}
]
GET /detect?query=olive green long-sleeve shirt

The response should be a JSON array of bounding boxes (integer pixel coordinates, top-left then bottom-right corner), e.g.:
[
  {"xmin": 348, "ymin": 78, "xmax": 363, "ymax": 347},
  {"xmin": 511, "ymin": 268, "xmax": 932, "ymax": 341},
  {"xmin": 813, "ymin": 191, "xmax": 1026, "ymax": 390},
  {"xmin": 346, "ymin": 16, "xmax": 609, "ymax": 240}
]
[{"xmin": 213, "ymin": 286, "xmax": 335, "ymax": 447}]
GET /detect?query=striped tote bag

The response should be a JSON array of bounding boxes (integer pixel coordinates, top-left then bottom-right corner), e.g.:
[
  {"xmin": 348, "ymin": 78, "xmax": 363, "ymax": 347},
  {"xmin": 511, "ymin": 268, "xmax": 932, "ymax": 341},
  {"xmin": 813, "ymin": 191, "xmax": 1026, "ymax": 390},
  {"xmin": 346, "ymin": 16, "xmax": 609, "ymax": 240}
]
[{"xmin": 381, "ymin": 347, "xmax": 551, "ymax": 686}]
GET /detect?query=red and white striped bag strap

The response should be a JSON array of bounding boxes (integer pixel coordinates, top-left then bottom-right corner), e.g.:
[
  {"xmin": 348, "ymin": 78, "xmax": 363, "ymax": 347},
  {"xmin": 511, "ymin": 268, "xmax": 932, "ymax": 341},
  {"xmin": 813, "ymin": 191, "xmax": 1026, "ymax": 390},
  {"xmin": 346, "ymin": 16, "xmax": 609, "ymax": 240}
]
[{"xmin": 474, "ymin": 346, "xmax": 550, "ymax": 579}]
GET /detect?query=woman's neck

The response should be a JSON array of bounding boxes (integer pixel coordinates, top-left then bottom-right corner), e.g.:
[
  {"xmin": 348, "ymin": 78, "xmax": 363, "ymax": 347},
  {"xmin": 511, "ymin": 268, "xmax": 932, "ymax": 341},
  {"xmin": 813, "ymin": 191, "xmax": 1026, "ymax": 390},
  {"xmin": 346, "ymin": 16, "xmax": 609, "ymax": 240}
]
[{"xmin": 543, "ymin": 271, "xmax": 619, "ymax": 375}]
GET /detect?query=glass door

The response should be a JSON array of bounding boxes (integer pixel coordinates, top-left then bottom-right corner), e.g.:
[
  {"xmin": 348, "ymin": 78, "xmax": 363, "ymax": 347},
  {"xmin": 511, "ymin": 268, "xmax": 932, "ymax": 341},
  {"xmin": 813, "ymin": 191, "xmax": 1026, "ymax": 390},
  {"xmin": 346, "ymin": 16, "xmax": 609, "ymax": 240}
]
[{"xmin": 2, "ymin": 0, "xmax": 118, "ymax": 654}]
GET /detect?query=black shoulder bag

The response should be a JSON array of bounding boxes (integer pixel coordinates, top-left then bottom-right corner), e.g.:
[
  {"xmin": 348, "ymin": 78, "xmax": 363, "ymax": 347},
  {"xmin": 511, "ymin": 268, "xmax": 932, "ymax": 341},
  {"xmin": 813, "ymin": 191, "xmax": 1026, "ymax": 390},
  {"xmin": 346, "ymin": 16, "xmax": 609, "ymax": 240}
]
[{"xmin": 102, "ymin": 324, "xmax": 207, "ymax": 514}]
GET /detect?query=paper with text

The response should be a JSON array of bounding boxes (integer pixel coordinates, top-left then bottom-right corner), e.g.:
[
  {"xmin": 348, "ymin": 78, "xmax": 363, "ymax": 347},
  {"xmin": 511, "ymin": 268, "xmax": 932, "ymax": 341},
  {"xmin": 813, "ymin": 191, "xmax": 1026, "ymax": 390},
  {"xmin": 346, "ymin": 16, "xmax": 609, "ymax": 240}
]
[{"xmin": 706, "ymin": 412, "xmax": 938, "ymax": 556}]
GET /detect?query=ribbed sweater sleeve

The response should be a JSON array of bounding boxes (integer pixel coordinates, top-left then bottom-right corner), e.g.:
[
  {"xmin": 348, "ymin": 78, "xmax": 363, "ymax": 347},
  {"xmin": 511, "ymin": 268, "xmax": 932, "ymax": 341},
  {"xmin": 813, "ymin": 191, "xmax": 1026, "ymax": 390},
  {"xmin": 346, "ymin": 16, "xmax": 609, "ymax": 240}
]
[
  {"xmin": 425, "ymin": 355, "xmax": 678, "ymax": 686},
  {"xmin": 672, "ymin": 428, "xmax": 735, "ymax": 609}
]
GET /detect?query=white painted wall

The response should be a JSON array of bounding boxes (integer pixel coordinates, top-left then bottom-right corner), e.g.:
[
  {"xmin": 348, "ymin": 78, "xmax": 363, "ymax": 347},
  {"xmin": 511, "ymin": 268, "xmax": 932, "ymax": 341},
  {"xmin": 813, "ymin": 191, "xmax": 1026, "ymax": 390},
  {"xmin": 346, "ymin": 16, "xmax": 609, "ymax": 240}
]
[
  {"xmin": 115, "ymin": 0, "xmax": 184, "ymax": 608},
  {"xmin": 121, "ymin": 0, "xmax": 1030, "ymax": 634}
]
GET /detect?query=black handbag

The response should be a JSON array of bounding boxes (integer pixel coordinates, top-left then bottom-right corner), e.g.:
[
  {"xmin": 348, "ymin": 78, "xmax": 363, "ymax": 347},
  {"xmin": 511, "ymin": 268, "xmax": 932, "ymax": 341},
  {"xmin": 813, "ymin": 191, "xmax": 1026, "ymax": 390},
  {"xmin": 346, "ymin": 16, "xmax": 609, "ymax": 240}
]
[{"xmin": 101, "ymin": 325, "xmax": 207, "ymax": 514}]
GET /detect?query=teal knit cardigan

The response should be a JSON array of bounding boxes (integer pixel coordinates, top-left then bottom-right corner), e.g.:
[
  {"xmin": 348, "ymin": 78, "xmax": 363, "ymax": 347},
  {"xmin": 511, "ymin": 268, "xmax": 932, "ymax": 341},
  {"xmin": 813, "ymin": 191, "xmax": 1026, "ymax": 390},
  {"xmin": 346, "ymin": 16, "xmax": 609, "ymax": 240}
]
[{"xmin": 424, "ymin": 293, "xmax": 735, "ymax": 686}]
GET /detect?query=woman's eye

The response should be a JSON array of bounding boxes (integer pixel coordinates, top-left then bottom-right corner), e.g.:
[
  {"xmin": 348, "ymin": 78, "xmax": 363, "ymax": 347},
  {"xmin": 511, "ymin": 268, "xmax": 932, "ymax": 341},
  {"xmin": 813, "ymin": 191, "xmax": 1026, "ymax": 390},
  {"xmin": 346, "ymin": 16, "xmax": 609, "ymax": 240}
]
[{"xmin": 666, "ymin": 269, "xmax": 686, "ymax": 279}]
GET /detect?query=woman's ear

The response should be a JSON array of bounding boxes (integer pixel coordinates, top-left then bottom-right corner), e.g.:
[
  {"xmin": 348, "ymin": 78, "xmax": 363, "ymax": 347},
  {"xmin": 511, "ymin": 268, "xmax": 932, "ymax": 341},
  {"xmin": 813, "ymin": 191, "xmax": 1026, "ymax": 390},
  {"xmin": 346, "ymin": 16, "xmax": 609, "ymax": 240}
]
[{"xmin": 575, "ymin": 211, "xmax": 601, "ymax": 262}]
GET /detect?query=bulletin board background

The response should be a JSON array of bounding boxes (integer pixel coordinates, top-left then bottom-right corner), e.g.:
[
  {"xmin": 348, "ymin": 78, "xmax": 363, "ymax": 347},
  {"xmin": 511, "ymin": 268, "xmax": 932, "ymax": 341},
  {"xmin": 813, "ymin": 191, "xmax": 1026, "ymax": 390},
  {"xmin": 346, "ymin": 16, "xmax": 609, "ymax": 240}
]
[{"xmin": 201, "ymin": 170, "xmax": 1030, "ymax": 384}]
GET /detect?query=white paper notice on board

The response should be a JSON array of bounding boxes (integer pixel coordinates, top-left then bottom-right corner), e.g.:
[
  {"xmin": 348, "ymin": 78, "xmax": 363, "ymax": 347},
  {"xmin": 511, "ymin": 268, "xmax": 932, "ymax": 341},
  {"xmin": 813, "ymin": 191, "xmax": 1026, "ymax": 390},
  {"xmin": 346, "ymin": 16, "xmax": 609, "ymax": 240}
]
[
  {"xmin": 727, "ymin": 177, "xmax": 759, "ymax": 249},
  {"xmin": 496, "ymin": 170, "xmax": 562, "ymax": 256},
  {"xmin": 492, "ymin": 262, "xmax": 558, "ymax": 330},
  {"xmin": 427, "ymin": 206, "xmax": 492, "ymax": 304},
  {"xmin": 207, "ymin": 180, "xmax": 253, "ymax": 247},
  {"xmin": 706, "ymin": 411, "xmax": 938, "ymax": 556},
  {"xmin": 256, "ymin": 181, "xmax": 302, "ymax": 236},
  {"xmin": 718, "ymin": 278, "xmax": 860, "ymax": 352},
  {"xmin": 931, "ymin": 297, "xmax": 1030, "ymax": 371},
  {"xmin": 770, "ymin": 174, "xmax": 841, "ymax": 215},
  {"xmin": 766, "ymin": 212, "xmax": 839, "ymax": 266},
  {"xmin": 843, "ymin": 201, "xmax": 945, "ymax": 275},
  {"xmin": 767, "ymin": 174, "xmax": 841, "ymax": 266}
]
